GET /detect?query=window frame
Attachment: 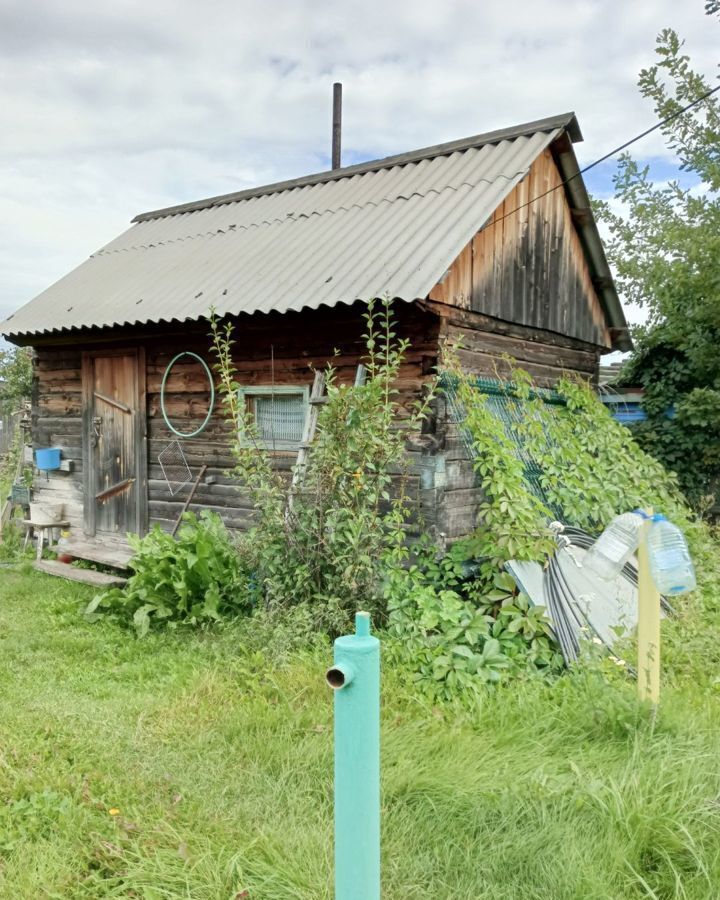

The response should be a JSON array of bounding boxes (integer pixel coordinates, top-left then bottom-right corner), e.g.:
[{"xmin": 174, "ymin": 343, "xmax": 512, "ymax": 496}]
[{"xmin": 237, "ymin": 384, "xmax": 310, "ymax": 450}]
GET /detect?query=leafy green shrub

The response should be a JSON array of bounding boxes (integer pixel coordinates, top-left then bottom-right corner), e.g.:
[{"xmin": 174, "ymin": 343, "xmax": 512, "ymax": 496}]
[
  {"xmin": 211, "ymin": 299, "xmax": 433, "ymax": 634},
  {"xmin": 0, "ymin": 346, "xmax": 32, "ymax": 415},
  {"xmin": 385, "ymin": 540, "xmax": 562, "ymax": 702},
  {"xmin": 86, "ymin": 512, "xmax": 251, "ymax": 635},
  {"xmin": 399, "ymin": 352, "xmax": 708, "ymax": 702},
  {"xmin": 0, "ymin": 520, "xmax": 31, "ymax": 563}
]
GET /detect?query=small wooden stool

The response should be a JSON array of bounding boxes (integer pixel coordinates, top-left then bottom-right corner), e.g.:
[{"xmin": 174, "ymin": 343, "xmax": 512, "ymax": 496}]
[{"xmin": 23, "ymin": 520, "xmax": 71, "ymax": 561}]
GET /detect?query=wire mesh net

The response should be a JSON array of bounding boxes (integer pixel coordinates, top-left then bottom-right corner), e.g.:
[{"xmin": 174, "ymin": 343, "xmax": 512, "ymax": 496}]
[
  {"xmin": 158, "ymin": 440, "xmax": 192, "ymax": 496},
  {"xmin": 254, "ymin": 393, "xmax": 306, "ymax": 444},
  {"xmin": 440, "ymin": 373, "xmax": 566, "ymax": 519}
]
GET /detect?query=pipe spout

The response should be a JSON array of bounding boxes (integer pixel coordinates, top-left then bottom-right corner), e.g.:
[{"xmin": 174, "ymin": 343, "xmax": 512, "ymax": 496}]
[{"xmin": 326, "ymin": 662, "xmax": 355, "ymax": 690}]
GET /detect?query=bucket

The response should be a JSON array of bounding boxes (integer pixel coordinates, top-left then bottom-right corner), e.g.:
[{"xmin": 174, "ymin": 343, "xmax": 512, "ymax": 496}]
[
  {"xmin": 29, "ymin": 501, "xmax": 64, "ymax": 526},
  {"xmin": 36, "ymin": 448, "xmax": 61, "ymax": 470}
]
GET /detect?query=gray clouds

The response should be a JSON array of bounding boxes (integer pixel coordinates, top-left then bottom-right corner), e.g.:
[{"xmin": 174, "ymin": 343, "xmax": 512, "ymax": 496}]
[{"xmin": 1, "ymin": 0, "xmax": 718, "ymax": 333}]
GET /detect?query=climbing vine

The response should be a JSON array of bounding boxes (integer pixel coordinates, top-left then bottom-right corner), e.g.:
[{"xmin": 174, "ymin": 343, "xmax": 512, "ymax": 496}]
[
  {"xmin": 618, "ymin": 347, "xmax": 720, "ymax": 511},
  {"xmin": 515, "ymin": 372, "xmax": 691, "ymax": 531},
  {"xmin": 441, "ymin": 354, "xmax": 555, "ymax": 584},
  {"xmin": 387, "ymin": 350, "xmax": 703, "ymax": 701}
]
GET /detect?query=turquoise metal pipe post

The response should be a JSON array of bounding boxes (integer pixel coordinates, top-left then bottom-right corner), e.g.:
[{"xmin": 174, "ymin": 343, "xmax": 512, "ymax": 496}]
[{"xmin": 326, "ymin": 611, "xmax": 380, "ymax": 900}]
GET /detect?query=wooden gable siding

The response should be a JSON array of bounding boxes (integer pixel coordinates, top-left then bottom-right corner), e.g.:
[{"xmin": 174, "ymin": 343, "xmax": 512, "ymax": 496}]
[{"xmin": 429, "ymin": 149, "xmax": 611, "ymax": 349}]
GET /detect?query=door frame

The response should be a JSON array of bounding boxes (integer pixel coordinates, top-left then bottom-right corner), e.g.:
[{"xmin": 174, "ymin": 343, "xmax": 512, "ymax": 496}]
[{"xmin": 81, "ymin": 347, "xmax": 148, "ymax": 538}]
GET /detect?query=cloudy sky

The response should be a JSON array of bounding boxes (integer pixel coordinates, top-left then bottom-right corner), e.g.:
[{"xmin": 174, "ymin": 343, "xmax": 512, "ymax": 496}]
[{"xmin": 1, "ymin": 0, "xmax": 717, "ymax": 346}]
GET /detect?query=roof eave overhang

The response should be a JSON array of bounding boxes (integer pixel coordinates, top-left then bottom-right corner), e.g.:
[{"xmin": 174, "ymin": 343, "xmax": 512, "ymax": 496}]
[{"xmin": 551, "ymin": 134, "xmax": 632, "ymax": 353}]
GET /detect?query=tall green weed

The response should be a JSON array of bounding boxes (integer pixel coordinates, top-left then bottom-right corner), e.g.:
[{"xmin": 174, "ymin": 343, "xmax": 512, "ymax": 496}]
[
  {"xmin": 211, "ymin": 299, "xmax": 434, "ymax": 634},
  {"xmin": 86, "ymin": 511, "xmax": 251, "ymax": 635}
]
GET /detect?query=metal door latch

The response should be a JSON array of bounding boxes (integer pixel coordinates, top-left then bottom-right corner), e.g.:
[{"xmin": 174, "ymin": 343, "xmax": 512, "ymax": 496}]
[{"xmin": 91, "ymin": 415, "xmax": 103, "ymax": 447}]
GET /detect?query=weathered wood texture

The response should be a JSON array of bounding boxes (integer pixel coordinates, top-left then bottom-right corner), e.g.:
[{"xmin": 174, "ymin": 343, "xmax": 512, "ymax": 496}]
[
  {"xmin": 429, "ymin": 149, "xmax": 611, "ymax": 350},
  {"xmin": 143, "ymin": 303, "xmax": 439, "ymax": 533},
  {"xmin": 30, "ymin": 293, "xmax": 601, "ymax": 546},
  {"xmin": 83, "ymin": 350, "xmax": 146, "ymax": 536},
  {"xmin": 432, "ymin": 303, "xmax": 601, "ymax": 389},
  {"xmin": 33, "ymin": 559, "xmax": 127, "ymax": 587},
  {"xmin": 426, "ymin": 303, "xmax": 600, "ymax": 540},
  {"xmin": 32, "ymin": 349, "xmax": 84, "ymax": 531}
]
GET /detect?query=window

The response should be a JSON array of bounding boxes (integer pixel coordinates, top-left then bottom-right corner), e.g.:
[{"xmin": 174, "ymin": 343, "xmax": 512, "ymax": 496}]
[{"xmin": 237, "ymin": 385, "xmax": 309, "ymax": 449}]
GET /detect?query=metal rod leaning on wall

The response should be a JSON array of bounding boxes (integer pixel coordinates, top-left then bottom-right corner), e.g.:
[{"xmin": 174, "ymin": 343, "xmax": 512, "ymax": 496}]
[
  {"xmin": 171, "ymin": 464, "xmax": 208, "ymax": 537},
  {"xmin": 326, "ymin": 611, "xmax": 380, "ymax": 900}
]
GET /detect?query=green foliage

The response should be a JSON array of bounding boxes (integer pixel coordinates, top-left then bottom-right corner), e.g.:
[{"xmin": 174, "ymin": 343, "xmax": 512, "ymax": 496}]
[
  {"xmin": 5, "ymin": 568, "xmax": 720, "ymax": 896},
  {"xmin": 0, "ymin": 520, "xmax": 31, "ymax": 563},
  {"xmin": 444, "ymin": 361, "xmax": 556, "ymax": 587},
  {"xmin": 86, "ymin": 511, "xmax": 251, "ymax": 636},
  {"xmin": 385, "ymin": 541, "xmax": 562, "ymax": 702},
  {"xmin": 0, "ymin": 347, "xmax": 32, "ymax": 415},
  {"xmin": 519, "ymin": 373, "xmax": 690, "ymax": 530},
  {"xmin": 596, "ymin": 10, "xmax": 720, "ymax": 507},
  {"xmin": 390, "ymin": 359, "xmax": 560, "ymax": 704},
  {"xmin": 398, "ymin": 355, "xmax": 699, "ymax": 701},
  {"xmin": 210, "ymin": 299, "xmax": 434, "ymax": 634},
  {"xmin": 0, "ymin": 427, "xmax": 31, "ymax": 556},
  {"xmin": 447, "ymin": 354, "xmax": 691, "ymax": 538},
  {"xmin": 0, "ymin": 790, "xmax": 72, "ymax": 854}
]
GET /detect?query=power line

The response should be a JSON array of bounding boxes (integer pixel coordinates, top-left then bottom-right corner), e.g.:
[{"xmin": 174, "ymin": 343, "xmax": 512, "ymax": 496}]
[
  {"xmin": 579, "ymin": 84, "xmax": 720, "ymax": 176},
  {"xmin": 486, "ymin": 83, "xmax": 720, "ymax": 229}
]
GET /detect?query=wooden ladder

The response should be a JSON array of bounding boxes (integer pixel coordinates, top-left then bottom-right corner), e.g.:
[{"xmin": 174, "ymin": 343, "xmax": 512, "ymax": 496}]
[{"xmin": 287, "ymin": 365, "xmax": 366, "ymax": 511}]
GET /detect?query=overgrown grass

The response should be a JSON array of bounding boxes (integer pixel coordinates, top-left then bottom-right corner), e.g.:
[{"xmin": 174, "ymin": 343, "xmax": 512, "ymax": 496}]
[{"xmin": 1, "ymin": 564, "xmax": 720, "ymax": 898}]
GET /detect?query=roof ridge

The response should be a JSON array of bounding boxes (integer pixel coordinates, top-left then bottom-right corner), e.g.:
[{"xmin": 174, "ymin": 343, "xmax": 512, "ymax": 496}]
[{"xmin": 132, "ymin": 111, "xmax": 580, "ymax": 223}]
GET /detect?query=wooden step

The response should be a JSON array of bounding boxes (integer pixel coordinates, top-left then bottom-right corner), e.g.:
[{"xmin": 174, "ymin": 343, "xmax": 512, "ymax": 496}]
[
  {"xmin": 33, "ymin": 559, "xmax": 127, "ymax": 587},
  {"xmin": 56, "ymin": 537, "xmax": 133, "ymax": 569}
]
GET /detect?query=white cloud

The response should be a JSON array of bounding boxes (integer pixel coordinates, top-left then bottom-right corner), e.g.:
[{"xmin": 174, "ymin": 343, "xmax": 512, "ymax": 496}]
[{"xmin": 0, "ymin": 0, "xmax": 717, "ymax": 335}]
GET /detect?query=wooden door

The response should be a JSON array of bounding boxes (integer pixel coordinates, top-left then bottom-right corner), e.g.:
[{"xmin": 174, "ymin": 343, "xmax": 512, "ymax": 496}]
[{"xmin": 82, "ymin": 350, "xmax": 147, "ymax": 537}]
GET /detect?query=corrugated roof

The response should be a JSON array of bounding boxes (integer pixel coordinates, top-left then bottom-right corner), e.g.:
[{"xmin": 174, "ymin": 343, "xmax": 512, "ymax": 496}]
[{"xmin": 1, "ymin": 112, "xmax": 625, "ymax": 345}]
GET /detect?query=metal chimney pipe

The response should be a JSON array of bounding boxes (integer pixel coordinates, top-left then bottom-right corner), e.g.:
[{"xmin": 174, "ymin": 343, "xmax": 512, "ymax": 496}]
[{"xmin": 332, "ymin": 82, "xmax": 342, "ymax": 170}]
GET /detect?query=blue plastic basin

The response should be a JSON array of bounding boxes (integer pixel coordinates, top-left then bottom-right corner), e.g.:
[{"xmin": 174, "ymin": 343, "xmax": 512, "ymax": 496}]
[{"xmin": 36, "ymin": 448, "xmax": 61, "ymax": 470}]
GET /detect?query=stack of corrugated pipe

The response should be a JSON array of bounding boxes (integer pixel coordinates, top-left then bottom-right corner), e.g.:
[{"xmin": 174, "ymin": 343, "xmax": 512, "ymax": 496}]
[{"xmin": 545, "ymin": 524, "xmax": 674, "ymax": 668}]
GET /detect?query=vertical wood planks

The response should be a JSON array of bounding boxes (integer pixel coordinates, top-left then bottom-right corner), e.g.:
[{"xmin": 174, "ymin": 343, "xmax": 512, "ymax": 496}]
[{"xmin": 429, "ymin": 149, "xmax": 612, "ymax": 349}]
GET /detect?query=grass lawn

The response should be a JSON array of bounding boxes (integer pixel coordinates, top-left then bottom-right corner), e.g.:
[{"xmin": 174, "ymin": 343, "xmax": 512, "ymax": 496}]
[{"xmin": 1, "ymin": 565, "xmax": 720, "ymax": 898}]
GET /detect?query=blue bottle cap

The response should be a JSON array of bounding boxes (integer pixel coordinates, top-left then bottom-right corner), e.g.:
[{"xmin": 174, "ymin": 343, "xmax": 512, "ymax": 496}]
[{"xmin": 651, "ymin": 513, "xmax": 667, "ymax": 522}]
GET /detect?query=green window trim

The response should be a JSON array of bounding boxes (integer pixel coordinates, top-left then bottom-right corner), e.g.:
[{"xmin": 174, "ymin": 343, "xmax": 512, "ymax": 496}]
[{"xmin": 237, "ymin": 384, "xmax": 310, "ymax": 450}]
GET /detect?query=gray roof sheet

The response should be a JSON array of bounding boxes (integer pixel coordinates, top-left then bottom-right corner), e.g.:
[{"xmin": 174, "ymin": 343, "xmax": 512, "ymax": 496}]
[{"xmin": 2, "ymin": 112, "xmax": 624, "ymax": 344}]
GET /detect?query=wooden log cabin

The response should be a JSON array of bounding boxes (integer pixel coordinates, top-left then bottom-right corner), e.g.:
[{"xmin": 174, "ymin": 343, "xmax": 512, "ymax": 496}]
[{"xmin": 1, "ymin": 112, "xmax": 630, "ymax": 566}]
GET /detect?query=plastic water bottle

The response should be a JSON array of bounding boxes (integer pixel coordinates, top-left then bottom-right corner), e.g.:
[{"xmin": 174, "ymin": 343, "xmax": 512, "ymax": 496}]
[
  {"xmin": 584, "ymin": 511, "xmax": 643, "ymax": 580},
  {"xmin": 647, "ymin": 515, "xmax": 696, "ymax": 595}
]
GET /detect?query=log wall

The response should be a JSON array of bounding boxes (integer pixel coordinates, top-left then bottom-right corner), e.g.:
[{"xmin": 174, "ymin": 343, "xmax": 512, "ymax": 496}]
[
  {"xmin": 30, "ymin": 299, "xmax": 601, "ymax": 546},
  {"xmin": 427, "ymin": 300, "xmax": 601, "ymax": 541},
  {"xmin": 30, "ymin": 303, "xmax": 440, "ymax": 538},
  {"xmin": 32, "ymin": 349, "xmax": 85, "ymax": 531}
]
